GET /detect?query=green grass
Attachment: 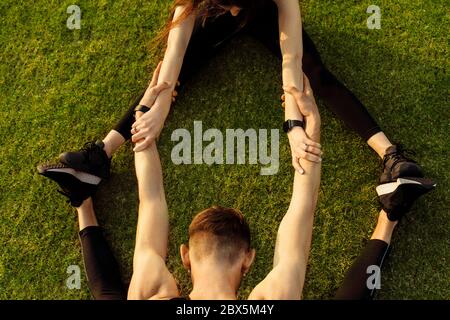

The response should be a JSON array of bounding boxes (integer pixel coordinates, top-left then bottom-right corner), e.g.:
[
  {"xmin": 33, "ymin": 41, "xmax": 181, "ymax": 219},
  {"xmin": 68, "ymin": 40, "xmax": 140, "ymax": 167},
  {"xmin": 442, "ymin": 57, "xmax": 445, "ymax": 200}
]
[{"xmin": 0, "ymin": 0, "xmax": 448, "ymax": 299}]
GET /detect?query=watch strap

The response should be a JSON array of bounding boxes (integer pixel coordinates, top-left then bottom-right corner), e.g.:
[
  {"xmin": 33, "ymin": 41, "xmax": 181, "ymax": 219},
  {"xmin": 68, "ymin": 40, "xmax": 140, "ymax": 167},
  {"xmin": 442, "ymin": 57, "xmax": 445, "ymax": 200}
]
[
  {"xmin": 134, "ymin": 104, "xmax": 151, "ymax": 114},
  {"xmin": 283, "ymin": 119, "xmax": 305, "ymax": 133}
]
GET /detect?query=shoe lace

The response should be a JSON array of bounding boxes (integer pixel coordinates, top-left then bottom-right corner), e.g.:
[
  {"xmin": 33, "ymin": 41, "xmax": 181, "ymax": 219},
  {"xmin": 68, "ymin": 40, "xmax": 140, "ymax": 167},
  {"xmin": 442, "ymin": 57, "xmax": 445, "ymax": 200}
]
[
  {"xmin": 79, "ymin": 141, "xmax": 100, "ymax": 163},
  {"xmin": 383, "ymin": 144, "xmax": 417, "ymax": 168}
]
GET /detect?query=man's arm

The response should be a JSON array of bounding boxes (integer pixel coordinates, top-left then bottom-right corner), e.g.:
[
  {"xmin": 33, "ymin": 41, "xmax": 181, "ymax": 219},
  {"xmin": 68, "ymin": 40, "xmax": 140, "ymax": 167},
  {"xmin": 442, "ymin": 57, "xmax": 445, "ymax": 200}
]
[
  {"xmin": 249, "ymin": 76, "xmax": 321, "ymax": 300},
  {"xmin": 128, "ymin": 140, "xmax": 179, "ymax": 300}
]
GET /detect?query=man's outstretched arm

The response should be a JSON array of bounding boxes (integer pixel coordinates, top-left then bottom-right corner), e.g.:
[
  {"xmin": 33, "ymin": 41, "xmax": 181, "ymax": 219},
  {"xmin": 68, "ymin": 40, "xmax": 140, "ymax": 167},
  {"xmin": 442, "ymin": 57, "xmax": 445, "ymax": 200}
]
[
  {"xmin": 127, "ymin": 140, "xmax": 179, "ymax": 300},
  {"xmin": 249, "ymin": 75, "xmax": 321, "ymax": 300},
  {"xmin": 127, "ymin": 61, "xmax": 178, "ymax": 300}
]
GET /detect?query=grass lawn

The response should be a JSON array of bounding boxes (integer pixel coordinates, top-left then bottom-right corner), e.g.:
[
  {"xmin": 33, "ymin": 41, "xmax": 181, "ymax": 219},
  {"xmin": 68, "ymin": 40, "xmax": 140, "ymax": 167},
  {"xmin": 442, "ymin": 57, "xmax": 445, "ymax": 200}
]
[{"xmin": 0, "ymin": 0, "xmax": 448, "ymax": 299}]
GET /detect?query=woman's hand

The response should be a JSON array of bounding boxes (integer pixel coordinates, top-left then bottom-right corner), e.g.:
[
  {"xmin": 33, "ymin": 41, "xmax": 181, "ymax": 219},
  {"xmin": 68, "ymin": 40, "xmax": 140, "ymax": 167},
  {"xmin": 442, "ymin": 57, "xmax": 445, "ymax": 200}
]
[
  {"xmin": 132, "ymin": 106, "xmax": 168, "ymax": 152},
  {"xmin": 283, "ymin": 74, "xmax": 322, "ymax": 174},
  {"xmin": 131, "ymin": 61, "xmax": 175, "ymax": 152}
]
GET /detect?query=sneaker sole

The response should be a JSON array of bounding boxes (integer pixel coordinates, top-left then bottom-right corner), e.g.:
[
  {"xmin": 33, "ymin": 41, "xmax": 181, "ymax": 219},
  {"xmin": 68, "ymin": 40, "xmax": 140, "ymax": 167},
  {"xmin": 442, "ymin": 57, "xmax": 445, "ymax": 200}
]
[
  {"xmin": 376, "ymin": 177, "xmax": 436, "ymax": 196},
  {"xmin": 37, "ymin": 166, "xmax": 101, "ymax": 185},
  {"xmin": 377, "ymin": 177, "xmax": 436, "ymax": 220}
]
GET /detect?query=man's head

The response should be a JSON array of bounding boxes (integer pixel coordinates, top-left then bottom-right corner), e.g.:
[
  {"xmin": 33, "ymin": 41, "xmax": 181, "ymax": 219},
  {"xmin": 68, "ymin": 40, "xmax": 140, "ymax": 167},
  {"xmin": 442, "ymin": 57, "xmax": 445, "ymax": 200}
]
[{"xmin": 180, "ymin": 206, "xmax": 255, "ymax": 287}]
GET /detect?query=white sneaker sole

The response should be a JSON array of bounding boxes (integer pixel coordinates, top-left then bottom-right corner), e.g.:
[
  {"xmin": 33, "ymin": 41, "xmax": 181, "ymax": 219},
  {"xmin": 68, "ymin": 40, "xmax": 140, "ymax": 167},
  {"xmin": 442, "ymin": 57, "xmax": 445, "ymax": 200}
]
[
  {"xmin": 46, "ymin": 168, "xmax": 101, "ymax": 185},
  {"xmin": 376, "ymin": 177, "xmax": 437, "ymax": 196}
]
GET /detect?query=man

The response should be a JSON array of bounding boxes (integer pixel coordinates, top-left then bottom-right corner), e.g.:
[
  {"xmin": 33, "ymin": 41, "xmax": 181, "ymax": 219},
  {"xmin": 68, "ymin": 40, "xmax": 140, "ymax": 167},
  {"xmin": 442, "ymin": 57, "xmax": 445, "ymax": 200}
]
[{"xmin": 127, "ymin": 73, "xmax": 321, "ymax": 300}]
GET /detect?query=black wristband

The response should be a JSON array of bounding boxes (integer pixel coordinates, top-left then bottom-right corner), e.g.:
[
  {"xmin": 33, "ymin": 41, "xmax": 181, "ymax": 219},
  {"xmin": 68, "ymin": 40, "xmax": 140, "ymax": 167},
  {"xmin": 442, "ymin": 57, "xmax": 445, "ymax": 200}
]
[
  {"xmin": 134, "ymin": 104, "xmax": 151, "ymax": 115},
  {"xmin": 283, "ymin": 119, "xmax": 304, "ymax": 133}
]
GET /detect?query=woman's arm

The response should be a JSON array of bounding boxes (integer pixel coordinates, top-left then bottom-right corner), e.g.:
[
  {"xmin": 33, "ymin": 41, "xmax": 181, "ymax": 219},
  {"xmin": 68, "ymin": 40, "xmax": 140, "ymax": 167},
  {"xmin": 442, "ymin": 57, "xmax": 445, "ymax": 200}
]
[
  {"xmin": 132, "ymin": 5, "xmax": 195, "ymax": 152},
  {"xmin": 275, "ymin": 0, "xmax": 303, "ymax": 103},
  {"xmin": 275, "ymin": 0, "xmax": 304, "ymax": 121},
  {"xmin": 274, "ymin": 0, "xmax": 322, "ymax": 173}
]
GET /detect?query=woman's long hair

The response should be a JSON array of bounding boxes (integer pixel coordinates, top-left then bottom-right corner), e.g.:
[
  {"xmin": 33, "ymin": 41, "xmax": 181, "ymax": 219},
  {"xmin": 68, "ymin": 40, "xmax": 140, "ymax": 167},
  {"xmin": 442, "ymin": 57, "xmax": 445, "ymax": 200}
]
[{"xmin": 152, "ymin": 0, "xmax": 261, "ymax": 51}]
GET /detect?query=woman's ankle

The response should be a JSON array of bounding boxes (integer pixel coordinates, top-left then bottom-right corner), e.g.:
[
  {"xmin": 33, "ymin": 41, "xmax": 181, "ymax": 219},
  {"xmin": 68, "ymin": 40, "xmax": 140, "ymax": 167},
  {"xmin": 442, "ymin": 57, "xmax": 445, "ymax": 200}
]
[
  {"xmin": 102, "ymin": 130, "xmax": 125, "ymax": 158},
  {"xmin": 370, "ymin": 210, "xmax": 398, "ymax": 244},
  {"xmin": 379, "ymin": 210, "xmax": 398, "ymax": 228},
  {"xmin": 367, "ymin": 132, "xmax": 394, "ymax": 159},
  {"xmin": 77, "ymin": 198, "xmax": 99, "ymax": 230}
]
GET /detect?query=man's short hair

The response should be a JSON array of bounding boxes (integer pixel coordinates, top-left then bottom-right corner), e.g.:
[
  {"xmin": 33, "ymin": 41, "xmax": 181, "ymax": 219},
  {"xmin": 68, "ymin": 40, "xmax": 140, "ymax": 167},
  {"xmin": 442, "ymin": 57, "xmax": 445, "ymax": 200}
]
[{"xmin": 188, "ymin": 206, "xmax": 251, "ymax": 264}]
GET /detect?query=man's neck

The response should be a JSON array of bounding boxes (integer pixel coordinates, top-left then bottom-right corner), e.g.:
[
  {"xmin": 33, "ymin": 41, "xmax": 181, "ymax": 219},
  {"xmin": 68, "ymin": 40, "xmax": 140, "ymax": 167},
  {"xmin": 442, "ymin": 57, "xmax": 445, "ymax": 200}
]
[{"xmin": 189, "ymin": 262, "xmax": 239, "ymax": 300}]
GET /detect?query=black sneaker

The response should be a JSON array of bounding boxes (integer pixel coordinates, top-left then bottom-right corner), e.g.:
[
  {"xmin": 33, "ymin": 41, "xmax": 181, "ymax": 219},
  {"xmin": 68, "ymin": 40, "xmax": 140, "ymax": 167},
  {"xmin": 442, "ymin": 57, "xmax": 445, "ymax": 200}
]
[
  {"xmin": 376, "ymin": 177, "xmax": 436, "ymax": 221},
  {"xmin": 379, "ymin": 145, "xmax": 423, "ymax": 184},
  {"xmin": 59, "ymin": 140, "xmax": 111, "ymax": 179},
  {"xmin": 37, "ymin": 163, "xmax": 100, "ymax": 207}
]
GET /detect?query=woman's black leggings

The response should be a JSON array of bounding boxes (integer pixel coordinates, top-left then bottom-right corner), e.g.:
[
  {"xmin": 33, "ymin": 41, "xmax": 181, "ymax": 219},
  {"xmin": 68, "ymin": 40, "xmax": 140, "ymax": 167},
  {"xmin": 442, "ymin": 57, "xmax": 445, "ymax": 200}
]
[
  {"xmin": 113, "ymin": 1, "xmax": 381, "ymax": 141},
  {"xmin": 79, "ymin": 225, "xmax": 390, "ymax": 300}
]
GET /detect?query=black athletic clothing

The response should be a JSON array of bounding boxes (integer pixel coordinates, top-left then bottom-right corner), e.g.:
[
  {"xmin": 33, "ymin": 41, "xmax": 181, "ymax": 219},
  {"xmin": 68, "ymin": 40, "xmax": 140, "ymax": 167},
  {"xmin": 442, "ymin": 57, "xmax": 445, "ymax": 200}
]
[
  {"xmin": 334, "ymin": 239, "xmax": 390, "ymax": 300},
  {"xmin": 113, "ymin": 0, "xmax": 381, "ymax": 141},
  {"xmin": 79, "ymin": 226, "xmax": 126, "ymax": 300}
]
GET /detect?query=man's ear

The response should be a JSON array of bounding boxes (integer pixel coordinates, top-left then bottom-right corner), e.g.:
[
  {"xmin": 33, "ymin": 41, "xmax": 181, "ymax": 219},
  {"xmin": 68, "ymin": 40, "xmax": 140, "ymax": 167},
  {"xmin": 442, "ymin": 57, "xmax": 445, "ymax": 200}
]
[
  {"xmin": 180, "ymin": 244, "xmax": 191, "ymax": 271},
  {"xmin": 242, "ymin": 248, "xmax": 256, "ymax": 275}
]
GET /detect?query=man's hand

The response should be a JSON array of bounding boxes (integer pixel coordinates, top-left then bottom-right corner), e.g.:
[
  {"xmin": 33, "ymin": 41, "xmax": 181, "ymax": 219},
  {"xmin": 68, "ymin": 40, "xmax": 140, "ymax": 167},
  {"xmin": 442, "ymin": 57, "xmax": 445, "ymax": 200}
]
[
  {"xmin": 283, "ymin": 74, "xmax": 322, "ymax": 174},
  {"xmin": 131, "ymin": 61, "xmax": 177, "ymax": 152}
]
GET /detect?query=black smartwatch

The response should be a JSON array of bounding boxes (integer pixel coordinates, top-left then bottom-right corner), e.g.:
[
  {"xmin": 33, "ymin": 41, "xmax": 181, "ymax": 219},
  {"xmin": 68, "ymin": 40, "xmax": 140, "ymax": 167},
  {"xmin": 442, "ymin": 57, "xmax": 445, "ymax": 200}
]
[
  {"xmin": 134, "ymin": 104, "xmax": 151, "ymax": 115},
  {"xmin": 283, "ymin": 119, "xmax": 304, "ymax": 133}
]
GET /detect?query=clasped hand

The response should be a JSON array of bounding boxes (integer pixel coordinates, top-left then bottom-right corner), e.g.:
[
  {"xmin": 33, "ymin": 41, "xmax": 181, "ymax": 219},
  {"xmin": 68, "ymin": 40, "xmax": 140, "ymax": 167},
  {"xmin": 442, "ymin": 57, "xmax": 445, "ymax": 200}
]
[
  {"xmin": 132, "ymin": 64, "xmax": 322, "ymax": 173},
  {"xmin": 283, "ymin": 74, "xmax": 322, "ymax": 174},
  {"xmin": 131, "ymin": 61, "xmax": 178, "ymax": 152}
]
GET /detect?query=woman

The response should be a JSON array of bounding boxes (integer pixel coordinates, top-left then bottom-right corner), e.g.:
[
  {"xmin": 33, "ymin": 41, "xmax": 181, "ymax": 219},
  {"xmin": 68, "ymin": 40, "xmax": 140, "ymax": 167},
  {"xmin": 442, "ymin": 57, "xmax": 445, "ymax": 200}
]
[{"xmin": 52, "ymin": 0, "xmax": 432, "ymax": 205}]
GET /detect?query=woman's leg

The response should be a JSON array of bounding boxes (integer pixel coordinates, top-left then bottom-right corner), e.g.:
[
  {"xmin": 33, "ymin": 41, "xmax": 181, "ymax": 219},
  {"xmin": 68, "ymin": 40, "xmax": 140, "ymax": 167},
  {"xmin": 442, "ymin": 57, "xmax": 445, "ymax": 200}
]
[
  {"xmin": 246, "ymin": 2, "xmax": 393, "ymax": 158},
  {"xmin": 300, "ymin": 31, "xmax": 432, "ymax": 175},
  {"xmin": 247, "ymin": 3, "xmax": 433, "ymax": 209},
  {"xmin": 300, "ymin": 31, "xmax": 393, "ymax": 157},
  {"xmin": 334, "ymin": 210, "xmax": 397, "ymax": 300},
  {"xmin": 77, "ymin": 198, "xmax": 127, "ymax": 300}
]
